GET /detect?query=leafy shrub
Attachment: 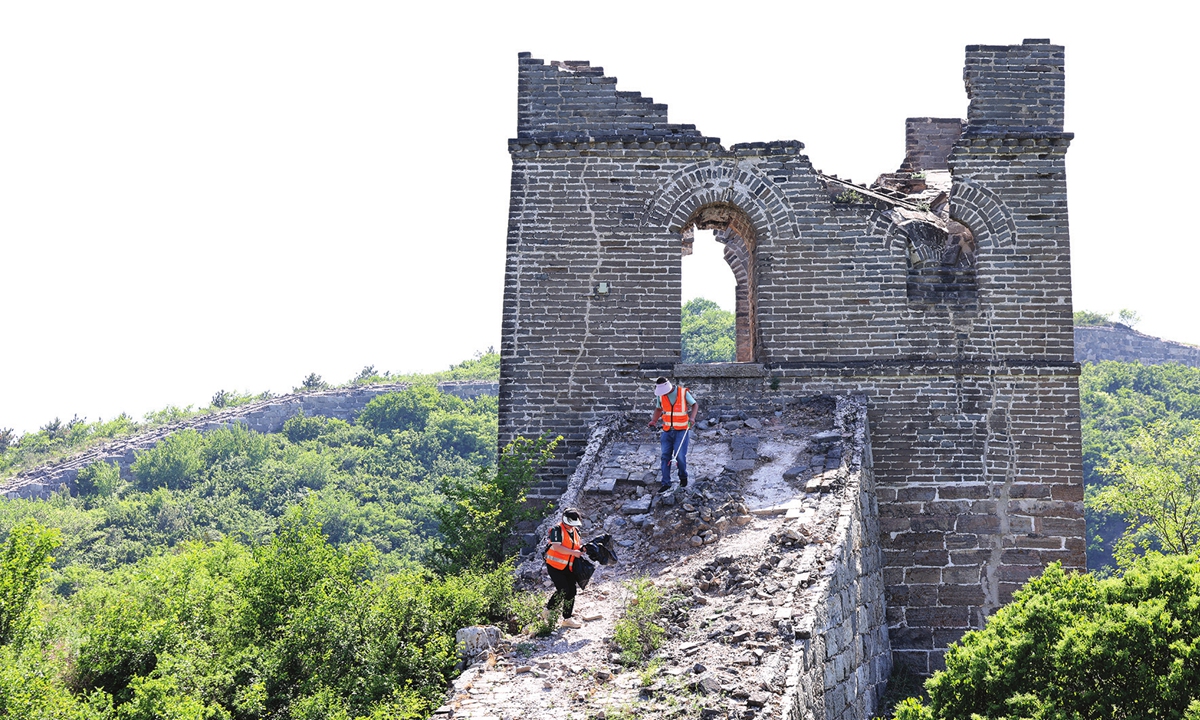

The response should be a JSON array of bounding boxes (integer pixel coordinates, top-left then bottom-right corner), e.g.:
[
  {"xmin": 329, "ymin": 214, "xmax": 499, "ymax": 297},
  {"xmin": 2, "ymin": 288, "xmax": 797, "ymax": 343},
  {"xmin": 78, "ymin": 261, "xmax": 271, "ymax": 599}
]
[
  {"xmin": 897, "ymin": 555, "xmax": 1200, "ymax": 720},
  {"xmin": 1074, "ymin": 309, "xmax": 1112, "ymax": 326},
  {"xmin": 612, "ymin": 578, "xmax": 666, "ymax": 665},
  {"xmin": 358, "ymin": 387, "xmax": 457, "ymax": 434},
  {"xmin": 130, "ymin": 430, "xmax": 205, "ymax": 491},
  {"xmin": 0, "ymin": 644, "xmax": 114, "ymax": 720},
  {"xmin": 210, "ymin": 389, "xmax": 257, "ymax": 409},
  {"xmin": 834, "ymin": 189, "xmax": 866, "ymax": 204},
  {"xmin": 76, "ymin": 461, "xmax": 123, "ymax": 503},
  {"xmin": 0, "ymin": 519, "xmax": 61, "ymax": 646},
  {"xmin": 389, "ymin": 351, "xmax": 500, "ymax": 384},
  {"xmin": 1080, "ymin": 362, "xmax": 1200, "ymax": 568},
  {"xmin": 141, "ymin": 405, "xmax": 197, "ymax": 425},
  {"xmin": 0, "ymin": 428, "xmax": 15, "ymax": 454},
  {"xmin": 1089, "ymin": 420, "xmax": 1200, "ymax": 563},
  {"xmin": 201, "ymin": 424, "xmax": 277, "ymax": 471},
  {"xmin": 432, "ymin": 435, "xmax": 557, "ymax": 572},
  {"xmin": 297, "ymin": 373, "xmax": 329, "ymax": 392}
]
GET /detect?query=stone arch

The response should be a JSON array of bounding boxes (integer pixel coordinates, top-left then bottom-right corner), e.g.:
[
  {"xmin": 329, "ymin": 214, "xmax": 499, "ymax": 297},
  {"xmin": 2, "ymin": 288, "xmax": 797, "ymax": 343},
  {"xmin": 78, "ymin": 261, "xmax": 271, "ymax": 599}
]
[
  {"xmin": 950, "ymin": 176, "xmax": 1016, "ymax": 248},
  {"xmin": 869, "ymin": 208, "xmax": 979, "ymax": 307},
  {"xmin": 681, "ymin": 203, "xmax": 759, "ymax": 362},
  {"xmin": 642, "ymin": 160, "xmax": 796, "ymax": 240}
]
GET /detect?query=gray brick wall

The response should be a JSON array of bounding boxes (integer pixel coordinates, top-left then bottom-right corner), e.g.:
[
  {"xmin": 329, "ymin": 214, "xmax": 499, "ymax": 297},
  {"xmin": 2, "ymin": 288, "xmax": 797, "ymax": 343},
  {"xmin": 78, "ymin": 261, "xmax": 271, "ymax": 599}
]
[{"xmin": 499, "ymin": 40, "xmax": 1083, "ymax": 674}]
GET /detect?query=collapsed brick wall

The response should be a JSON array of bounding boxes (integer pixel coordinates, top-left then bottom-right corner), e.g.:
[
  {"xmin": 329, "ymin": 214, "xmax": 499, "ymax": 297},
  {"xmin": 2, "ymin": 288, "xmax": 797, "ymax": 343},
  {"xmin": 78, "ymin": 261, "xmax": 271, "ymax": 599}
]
[
  {"xmin": 499, "ymin": 39, "xmax": 1083, "ymax": 673},
  {"xmin": 1, "ymin": 381, "xmax": 498, "ymax": 500},
  {"xmin": 1075, "ymin": 324, "xmax": 1200, "ymax": 368}
]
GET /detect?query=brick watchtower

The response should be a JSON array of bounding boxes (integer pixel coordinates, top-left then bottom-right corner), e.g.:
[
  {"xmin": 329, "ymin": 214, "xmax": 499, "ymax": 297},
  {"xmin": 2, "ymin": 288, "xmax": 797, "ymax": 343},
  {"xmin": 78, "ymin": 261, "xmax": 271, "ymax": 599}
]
[{"xmin": 499, "ymin": 40, "xmax": 1082, "ymax": 672}]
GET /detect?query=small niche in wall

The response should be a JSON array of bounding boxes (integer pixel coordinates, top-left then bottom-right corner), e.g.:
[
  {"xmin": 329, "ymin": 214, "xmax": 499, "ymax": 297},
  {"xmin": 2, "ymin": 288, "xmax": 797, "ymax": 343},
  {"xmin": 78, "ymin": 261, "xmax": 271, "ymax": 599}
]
[{"xmin": 902, "ymin": 214, "xmax": 977, "ymax": 307}]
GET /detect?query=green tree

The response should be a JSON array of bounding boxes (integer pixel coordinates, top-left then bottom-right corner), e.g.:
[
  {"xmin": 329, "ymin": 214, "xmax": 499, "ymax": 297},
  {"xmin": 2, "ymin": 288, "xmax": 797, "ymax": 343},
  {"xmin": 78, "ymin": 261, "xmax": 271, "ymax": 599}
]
[
  {"xmin": 681, "ymin": 297, "xmax": 735, "ymax": 364},
  {"xmin": 433, "ymin": 436, "xmax": 558, "ymax": 572},
  {"xmin": 896, "ymin": 554, "xmax": 1200, "ymax": 720},
  {"xmin": 358, "ymin": 387, "xmax": 457, "ymax": 434},
  {"xmin": 1073, "ymin": 309, "xmax": 1111, "ymax": 326},
  {"xmin": 130, "ymin": 429, "xmax": 205, "ymax": 491},
  {"xmin": 1119, "ymin": 308, "xmax": 1142, "ymax": 327},
  {"xmin": 1088, "ymin": 420, "xmax": 1200, "ymax": 564},
  {"xmin": 0, "ymin": 519, "xmax": 61, "ymax": 647}
]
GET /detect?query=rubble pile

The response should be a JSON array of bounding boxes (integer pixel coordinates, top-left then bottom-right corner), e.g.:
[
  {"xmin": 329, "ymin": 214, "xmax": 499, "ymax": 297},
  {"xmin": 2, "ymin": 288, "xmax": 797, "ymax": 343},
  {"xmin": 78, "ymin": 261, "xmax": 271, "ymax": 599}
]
[{"xmin": 437, "ymin": 398, "xmax": 886, "ymax": 719}]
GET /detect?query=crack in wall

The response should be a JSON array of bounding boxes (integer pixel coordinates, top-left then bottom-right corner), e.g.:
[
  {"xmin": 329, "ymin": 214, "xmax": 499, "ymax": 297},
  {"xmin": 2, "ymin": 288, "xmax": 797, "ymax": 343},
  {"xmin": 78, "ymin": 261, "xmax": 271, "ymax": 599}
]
[{"xmin": 565, "ymin": 157, "xmax": 605, "ymax": 394}]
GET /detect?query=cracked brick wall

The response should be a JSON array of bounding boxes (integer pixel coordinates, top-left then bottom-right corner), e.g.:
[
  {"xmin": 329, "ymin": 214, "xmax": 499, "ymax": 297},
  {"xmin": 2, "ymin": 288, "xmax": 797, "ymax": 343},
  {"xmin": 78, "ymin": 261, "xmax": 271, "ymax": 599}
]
[{"xmin": 499, "ymin": 40, "xmax": 1083, "ymax": 674}]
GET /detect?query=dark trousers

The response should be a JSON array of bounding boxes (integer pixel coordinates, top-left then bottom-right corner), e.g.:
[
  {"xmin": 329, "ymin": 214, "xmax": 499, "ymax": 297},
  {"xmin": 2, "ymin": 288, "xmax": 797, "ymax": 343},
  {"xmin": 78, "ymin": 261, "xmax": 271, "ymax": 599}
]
[
  {"xmin": 546, "ymin": 564, "xmax": 577, "ymax": 619},
  {"xmin": 660, "ymin": 428, "xmax": 690, "ymax": 485}
]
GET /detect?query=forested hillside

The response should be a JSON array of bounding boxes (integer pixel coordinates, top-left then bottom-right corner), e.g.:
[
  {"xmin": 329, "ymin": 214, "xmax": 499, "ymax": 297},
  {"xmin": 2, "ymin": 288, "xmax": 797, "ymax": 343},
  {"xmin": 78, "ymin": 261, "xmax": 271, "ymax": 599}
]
[
  {"xmin": 1080, "ymin": 361, "xmax": 1200, "ymax": 568},
  {"xmin": 0, "ymin": 354, "xmax": 556, "ymax": 719}
]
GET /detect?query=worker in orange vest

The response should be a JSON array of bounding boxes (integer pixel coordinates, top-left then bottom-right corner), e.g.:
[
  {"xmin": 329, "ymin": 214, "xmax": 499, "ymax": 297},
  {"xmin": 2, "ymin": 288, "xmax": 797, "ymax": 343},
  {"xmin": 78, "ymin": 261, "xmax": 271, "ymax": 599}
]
[
  {"xmin": 648, "ymin": 376, "xmax": 698, "ymax": 493},
  {"xmin": 542, "ymin": 507, "xmax": 586, "ymax": 629}
]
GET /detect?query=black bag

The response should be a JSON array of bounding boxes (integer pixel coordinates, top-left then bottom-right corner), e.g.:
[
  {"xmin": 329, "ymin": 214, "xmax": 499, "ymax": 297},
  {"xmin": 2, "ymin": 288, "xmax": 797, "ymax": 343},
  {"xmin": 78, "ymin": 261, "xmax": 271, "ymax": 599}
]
[
  {"xmin": 584, "ymin": 533, "xmax": 619, "ymax": 566},
  {"xmin": 573, "ymin": 556, "xmax": 596, "ymax": 589}
]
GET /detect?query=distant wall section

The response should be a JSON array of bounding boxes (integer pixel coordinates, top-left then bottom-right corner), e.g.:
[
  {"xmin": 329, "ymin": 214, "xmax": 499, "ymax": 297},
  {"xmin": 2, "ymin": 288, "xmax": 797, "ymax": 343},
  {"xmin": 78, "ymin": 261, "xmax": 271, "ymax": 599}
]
[
  {"xmin": 1075, "ymin": 325, "xmax": 1200, "ymax": 367},
  {"xmin": 2, "ymin": 381, "xmax": 498, "ymax": 500}
]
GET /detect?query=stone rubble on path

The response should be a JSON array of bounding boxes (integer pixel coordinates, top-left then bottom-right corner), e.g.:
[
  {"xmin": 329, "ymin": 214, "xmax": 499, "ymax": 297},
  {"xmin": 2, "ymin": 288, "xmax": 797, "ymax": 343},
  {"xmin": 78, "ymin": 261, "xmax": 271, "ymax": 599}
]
[{"xmin": 441, "ymin": 399, "xmax": 884, "ymax": 719}]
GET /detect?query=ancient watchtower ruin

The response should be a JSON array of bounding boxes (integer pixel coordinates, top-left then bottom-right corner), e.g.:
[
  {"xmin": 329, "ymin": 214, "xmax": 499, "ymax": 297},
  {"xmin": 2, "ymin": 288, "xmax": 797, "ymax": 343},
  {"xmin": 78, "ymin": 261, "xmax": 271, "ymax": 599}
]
[{"xmin": 499, "ymin": 40, "xmax": 1084, "ymax": 672}]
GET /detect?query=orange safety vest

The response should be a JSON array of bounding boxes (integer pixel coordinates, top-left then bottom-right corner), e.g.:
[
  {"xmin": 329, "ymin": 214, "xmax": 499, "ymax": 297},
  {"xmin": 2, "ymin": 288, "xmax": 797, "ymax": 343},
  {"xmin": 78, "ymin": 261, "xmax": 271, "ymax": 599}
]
[
  {"xmin": 660, "ymin": 387, "xmax": 691, "ymax": 431},
  {"xmin": 545, "ymin": 522, "xmax": 581, "ymax": 571}
]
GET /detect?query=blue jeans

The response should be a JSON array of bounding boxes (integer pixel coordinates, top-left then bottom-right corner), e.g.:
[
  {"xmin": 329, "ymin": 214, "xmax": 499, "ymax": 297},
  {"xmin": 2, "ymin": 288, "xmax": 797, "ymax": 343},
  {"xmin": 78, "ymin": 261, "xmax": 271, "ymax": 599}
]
[{"xmin": 660, "ymin": 428, "xmax": 690, "ymax": 486}]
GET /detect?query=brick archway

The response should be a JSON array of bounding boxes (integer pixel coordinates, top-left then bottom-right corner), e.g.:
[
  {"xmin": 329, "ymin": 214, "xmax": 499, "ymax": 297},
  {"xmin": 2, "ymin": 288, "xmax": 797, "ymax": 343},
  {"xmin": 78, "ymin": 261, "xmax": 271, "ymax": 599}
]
[
  {"xmin": 682, "ymin": 202, "xmax": 758, "ymax": 362},
  {"xmin": 950, "ymin": 176, "xmax": 1016, "ymax": 248}
]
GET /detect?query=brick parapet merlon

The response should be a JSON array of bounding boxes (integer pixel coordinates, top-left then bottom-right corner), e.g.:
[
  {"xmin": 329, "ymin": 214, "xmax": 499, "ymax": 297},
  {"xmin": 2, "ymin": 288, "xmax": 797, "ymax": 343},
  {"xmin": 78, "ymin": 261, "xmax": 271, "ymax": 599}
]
[
  {"xmin": 1, "ymin": 381, "xmax": 499, "ymax": 501},
  {"xmin": 963, "ymin": 39, "xmax": 1065, "ymax": 135}
]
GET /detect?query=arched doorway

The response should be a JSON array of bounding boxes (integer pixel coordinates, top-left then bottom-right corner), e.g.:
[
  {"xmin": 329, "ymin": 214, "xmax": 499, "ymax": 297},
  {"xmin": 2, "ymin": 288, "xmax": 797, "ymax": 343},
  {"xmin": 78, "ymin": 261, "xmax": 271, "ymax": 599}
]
[{"xmin": 680, "ymin": 202, "xmax": 758, "ymax": 362}]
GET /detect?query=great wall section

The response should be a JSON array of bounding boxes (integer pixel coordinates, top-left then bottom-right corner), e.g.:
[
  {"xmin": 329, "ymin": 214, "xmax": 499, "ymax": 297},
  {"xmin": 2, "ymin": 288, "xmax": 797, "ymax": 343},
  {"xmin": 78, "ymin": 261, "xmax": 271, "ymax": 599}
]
[
  {"xmin": 0, "ymin": 381, "xmax": 498, "ymax": 500},
  {"xmin": 4, "ymin": 38, "xmax": 1198, "ymax": 720},
  {"xmin": 1075, "ymin": 323, "xmax": 1200, "ymax": 368}
]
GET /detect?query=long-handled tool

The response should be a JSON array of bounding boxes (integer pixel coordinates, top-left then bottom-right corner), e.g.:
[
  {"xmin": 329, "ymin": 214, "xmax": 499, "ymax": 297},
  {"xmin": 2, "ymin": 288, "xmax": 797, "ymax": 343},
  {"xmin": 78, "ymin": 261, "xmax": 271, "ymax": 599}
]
[{"xmin": 668, "ymin": 426, "xmax": 690, "ymax": 475}]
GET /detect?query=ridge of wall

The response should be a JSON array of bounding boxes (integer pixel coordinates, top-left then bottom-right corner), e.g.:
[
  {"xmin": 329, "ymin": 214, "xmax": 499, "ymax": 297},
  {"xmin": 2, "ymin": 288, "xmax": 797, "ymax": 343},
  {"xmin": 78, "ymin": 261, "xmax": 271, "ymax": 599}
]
[
  {"xmin": 1075, "ymin": 324, "xmax": 1200, "ymax": 368},
  {"xmin": 1, "ymin": 381, "xmax": 498, "ymax": 500}
]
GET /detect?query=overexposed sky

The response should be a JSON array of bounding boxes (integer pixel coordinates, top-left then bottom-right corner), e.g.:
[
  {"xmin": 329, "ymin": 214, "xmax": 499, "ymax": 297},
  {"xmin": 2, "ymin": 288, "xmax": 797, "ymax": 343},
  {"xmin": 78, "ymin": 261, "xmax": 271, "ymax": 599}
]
[{"xmin": 1, "ymin": 2, "xmax": 1196, "ymax": 434}]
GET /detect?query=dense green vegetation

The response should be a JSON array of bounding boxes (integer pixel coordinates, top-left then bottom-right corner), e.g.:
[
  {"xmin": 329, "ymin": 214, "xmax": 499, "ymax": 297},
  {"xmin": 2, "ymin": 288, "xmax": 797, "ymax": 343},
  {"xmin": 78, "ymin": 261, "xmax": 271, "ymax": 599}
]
[
  {"xmin": 681, "ymin": 298, "xmax": 735, "ymax": 364},
  {"xmin": 894, "ymin": 554, "xmax": 1200, "ymax": 720},
  {"xmin": 0, "ymin": 387, "xmax": 498, "ymax": 573},
  {"xmin": 1079, "ymin": 361, "xmax": 1200, "ymax": 568},
  {"xmin": 0, "ymin": 353, "xmax": 500, "ymax": 484},
  {"xmin": 0, "ymin": 353, "xmax": 555, "ymax": 719}
]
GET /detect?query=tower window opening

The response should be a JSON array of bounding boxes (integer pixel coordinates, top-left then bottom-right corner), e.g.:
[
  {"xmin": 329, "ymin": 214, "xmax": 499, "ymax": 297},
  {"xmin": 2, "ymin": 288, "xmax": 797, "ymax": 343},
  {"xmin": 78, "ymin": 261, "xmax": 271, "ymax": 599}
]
[{"xmin": 679, "ymin": 202, "xmax": 759, "ymax": 363}]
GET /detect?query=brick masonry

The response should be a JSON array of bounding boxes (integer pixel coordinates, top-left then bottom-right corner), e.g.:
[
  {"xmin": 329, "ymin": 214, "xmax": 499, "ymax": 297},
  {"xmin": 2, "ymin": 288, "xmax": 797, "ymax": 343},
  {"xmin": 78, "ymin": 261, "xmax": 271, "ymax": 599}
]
[
  {"xmin": 499, "ymin": 40, "xmax": 1083, "ymax": 674},
  {"xmin": 1075, "ymin": 324, "xmax": 1200, "ymax": 368}
]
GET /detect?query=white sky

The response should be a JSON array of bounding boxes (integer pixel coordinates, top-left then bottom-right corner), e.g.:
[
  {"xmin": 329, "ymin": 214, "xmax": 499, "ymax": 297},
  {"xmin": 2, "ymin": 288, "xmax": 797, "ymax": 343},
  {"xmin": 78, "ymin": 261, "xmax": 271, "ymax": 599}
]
[{"xmin": 1, "ymin": 2, "xmax": 1196, "ymax": 435}]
